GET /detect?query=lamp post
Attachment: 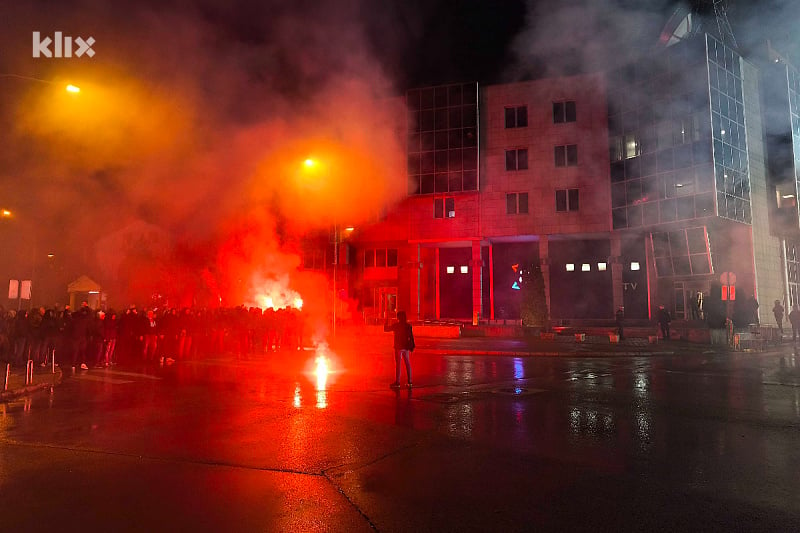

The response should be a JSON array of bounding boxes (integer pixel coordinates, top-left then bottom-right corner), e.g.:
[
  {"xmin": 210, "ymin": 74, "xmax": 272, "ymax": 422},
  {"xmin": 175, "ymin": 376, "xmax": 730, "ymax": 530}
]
[
  {"xmin": 0, "ymin": 73, "xmax": 80, "ymax": 93},
  {"xmin": 1, "ymin": 208, "xmax": 34, "ymax": 309},
  {"xmin": 301, "ymin": 158, "xmax": 341, "ymax": 337}
]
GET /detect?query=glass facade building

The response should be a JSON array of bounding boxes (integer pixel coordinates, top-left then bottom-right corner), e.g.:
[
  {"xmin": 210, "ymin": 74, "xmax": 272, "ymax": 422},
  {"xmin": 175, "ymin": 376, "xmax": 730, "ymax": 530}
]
[
  {"xmin": 607, "ymin": 34, "xmax": 750, "ymax": 230},
  {"xmin": 406, "ymin": 82, "xmax": 480, "ymax": 195}
]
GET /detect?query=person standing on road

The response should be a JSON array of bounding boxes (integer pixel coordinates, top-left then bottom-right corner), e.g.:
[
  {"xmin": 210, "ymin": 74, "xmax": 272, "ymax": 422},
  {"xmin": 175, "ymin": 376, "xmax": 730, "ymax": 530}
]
[
  {"xmin": 657, "ymin": 304, "xmax": 671, "ymax": 340},
  {"xmin": 789, "ymin": 304, "xmax": 800, "ymax": 343},
  {"xmin": 384, "ymin": 310, "xmax": 414, "ymax": 389},
  {"xmin": 615, "ymin": 306, "xmax": 625, "ymax": 341},
  {"xmin": 773, "ymin": 300, "xmax": 785, "ymax": 335}
]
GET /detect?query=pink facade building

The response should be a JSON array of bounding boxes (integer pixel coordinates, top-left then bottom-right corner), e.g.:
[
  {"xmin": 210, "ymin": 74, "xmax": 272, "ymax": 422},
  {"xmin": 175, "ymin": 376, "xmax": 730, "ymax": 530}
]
[{"xmin": 345, "ymin": 74, "xmax": 634, "ymax": 324}]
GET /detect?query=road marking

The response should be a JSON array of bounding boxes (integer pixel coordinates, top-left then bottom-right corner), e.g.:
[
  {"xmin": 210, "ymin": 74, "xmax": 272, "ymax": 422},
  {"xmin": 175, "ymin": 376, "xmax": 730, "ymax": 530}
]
[
  {"xmin": 101, "ymin": 369, "xmax": 162, "ymax": 380},
  {"xmin": 71, "ymin": 374, "xmax": 134, "ymax": 384}
]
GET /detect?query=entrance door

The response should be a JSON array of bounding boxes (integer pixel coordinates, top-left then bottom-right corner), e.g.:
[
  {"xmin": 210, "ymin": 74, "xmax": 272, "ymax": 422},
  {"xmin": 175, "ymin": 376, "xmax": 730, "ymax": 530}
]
[
  {"xmin": 377, "ymin": 287, "xmax": 397, "ymax": 320},
  {"xmin": 673, "ymin": 280, "xmax": 710, "ymax": 320},
  {"xmin": 673, "ymin": 281, "xmax": 686, "ymax": 319}
]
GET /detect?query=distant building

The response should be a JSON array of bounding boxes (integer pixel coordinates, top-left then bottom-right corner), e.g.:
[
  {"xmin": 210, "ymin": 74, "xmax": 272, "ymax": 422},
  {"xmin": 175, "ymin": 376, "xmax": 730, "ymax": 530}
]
[{"xmin": 311, "ymin": 30, "xmax": 800, "ymax": 327}]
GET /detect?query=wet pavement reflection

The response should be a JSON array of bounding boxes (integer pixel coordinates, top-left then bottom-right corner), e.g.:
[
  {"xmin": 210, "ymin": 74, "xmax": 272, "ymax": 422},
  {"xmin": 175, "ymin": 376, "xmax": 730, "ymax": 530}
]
[{"xmin": 1, "ymin": 339, "xmax": 799, "ymax": 531}]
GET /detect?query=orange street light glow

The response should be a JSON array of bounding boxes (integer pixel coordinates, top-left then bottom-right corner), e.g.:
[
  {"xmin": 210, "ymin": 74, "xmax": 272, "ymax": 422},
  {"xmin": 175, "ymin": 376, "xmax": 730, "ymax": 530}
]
[
  {"xmin": 65, "ymin": 84, "xmax": 80, "ymax": 93},
  {"xmin": 303, "ymin": 158, "xmax": 315, "ymax": 168},
  {"xmin": 1, "ymin": 209, "xmax": 11, "ymax": 217}
]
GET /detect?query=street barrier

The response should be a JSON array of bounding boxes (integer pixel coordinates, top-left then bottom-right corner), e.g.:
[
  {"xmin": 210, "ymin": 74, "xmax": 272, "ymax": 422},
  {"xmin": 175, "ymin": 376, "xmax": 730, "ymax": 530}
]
[
  {"xmin": 26, "ymin": 360, "xmax": 34, "ymax": 385},
  {"xmin": 3, "ymin": 363, "xmax": 9, "ymax": 391}
]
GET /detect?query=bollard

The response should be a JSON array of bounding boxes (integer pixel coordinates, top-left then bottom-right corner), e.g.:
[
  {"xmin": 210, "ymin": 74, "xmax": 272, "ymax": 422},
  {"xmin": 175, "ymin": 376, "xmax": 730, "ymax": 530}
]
[
  {"xmin": 26, "ymin": 360, "xmax": 34, "ymax": 385},
  {"xmin": 4, "ymin": 363, "xmax": 9, "ymax": 391},
  {"xmin": 52, "ymin": 350, "xmax": 56, "ymax": 374}
]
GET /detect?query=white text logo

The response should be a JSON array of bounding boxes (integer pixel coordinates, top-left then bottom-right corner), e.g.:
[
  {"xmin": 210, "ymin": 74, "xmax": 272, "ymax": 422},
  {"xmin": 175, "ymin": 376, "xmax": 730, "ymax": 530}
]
[{"xmin": 33, "ymin": 31, "xmax": 95, "ymax": 58}]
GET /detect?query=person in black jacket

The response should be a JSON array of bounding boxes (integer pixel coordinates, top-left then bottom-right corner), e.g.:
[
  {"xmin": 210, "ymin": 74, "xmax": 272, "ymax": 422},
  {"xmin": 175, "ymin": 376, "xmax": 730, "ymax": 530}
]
[
  {"xmin": 790, "ymin": 304, "xmax": 800, "ymax": 343},
  {"xmin": 615, "ymin": 306, "xmax": 625, "ymax": 341},
  {"xmin": 384, "ymin": 310, "xmax": 415, "ymax": 389},
  {"xmin": 657, "ymin": 305, "xmax": 671, "ymax": 340}
]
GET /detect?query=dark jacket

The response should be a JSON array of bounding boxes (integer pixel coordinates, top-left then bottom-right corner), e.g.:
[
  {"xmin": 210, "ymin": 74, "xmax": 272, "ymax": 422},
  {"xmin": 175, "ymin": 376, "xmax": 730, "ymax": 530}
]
[
  {"xmin": 789, "ymin": 308, "xmax": 800, "ymax": 327},
  {"xmin": 384, "ymin": 321, "xmax": 415, "ymax": 351}
]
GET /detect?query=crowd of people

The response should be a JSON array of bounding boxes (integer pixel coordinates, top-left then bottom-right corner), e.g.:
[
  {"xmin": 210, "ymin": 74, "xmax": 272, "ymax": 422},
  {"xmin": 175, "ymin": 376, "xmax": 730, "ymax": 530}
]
[{"xmin": 0, "ymin": 303, "xmax": 307, "ymax": 370}]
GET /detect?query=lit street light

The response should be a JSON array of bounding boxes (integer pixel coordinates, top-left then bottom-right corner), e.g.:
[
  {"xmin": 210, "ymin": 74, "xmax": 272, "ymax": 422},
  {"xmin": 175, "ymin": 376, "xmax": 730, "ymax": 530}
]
[
  {"xmin": 300, "ymin": 157, "xmax": 342, "ymax": 337},
  {"xmin": 0, "ymin": 73, "xmax": 81, "ymax": 93}
]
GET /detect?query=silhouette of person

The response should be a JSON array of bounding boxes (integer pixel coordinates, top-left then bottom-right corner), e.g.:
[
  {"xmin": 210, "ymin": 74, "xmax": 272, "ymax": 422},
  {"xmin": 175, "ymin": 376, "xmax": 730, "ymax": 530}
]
[{"xmin": 384, "ymin": 310, "xmax": 414, "ymax": 389}]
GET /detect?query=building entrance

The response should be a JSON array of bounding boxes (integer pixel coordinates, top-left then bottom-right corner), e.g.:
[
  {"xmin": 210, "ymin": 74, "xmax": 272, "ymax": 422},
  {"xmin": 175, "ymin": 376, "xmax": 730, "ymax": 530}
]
[{"xmin": 672, "ymin": 280, "xmax": 709, "ymax": 320}]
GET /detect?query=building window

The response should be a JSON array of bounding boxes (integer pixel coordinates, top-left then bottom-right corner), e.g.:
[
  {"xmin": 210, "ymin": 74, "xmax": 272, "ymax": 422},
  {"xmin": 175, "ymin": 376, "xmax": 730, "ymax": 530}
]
[
  {"xmin": 630, "ymin": 262, "xmax": 640, "ymax": 271},
  {"xmin": 302, "ymin": 250, "xmax": 324, "ymax": 270},
  {"xmin": 505, "ymin": 148, "xmax": 529, "ymax": 171},
  {"xmin": 597, "ymin": 262, "xmax": 607, "ymax": 271},
  {"xmin": 364, "ymin": 248, "xmax": 399, "ymax": 268},
  {"xmin": 435, "ymin": 197, "xmax": 455, "ymax": 218},
  {"xmin": 407, "ymin": 83, "xmax": 480, "ymax": 195},
  {"xmin": 553, "ymin": 101, "xmax": 576, "ymax": 123},
  {"xmin": 446, "ymin": 266, "xmax": 455, "ymax": 274},
  {"xmin": 506, "ymin": 192, "xmax": 529, "ymax": 214},
  {"xmin": 566, "ymin": 263, "xmax": 575, "ymax": 272},
  {"xmin": 556, "ymin": 189, "xmax": 579, "ymax": 212},
  {"xmin": 581, "ymin": 263, "xmax": 591, "ymax": 271},
  {"xmin": 387, "ymin": 249, "xmax": 398, "ymax": 267},
  {"xmin": 460, "ymin": 265, "xmax": 469, "ymax": 274},
  {"xmin": 554, "ymin": 144, "xmax": 578, "ymax": 167},
  {"xmin": 505, "ymin": 106, "xmax": 528, "ymax": 128}
]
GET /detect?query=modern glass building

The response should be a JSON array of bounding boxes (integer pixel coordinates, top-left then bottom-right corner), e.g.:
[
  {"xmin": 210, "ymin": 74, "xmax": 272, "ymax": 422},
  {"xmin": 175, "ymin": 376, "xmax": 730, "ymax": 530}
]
[{"xmin": 605, "ymin": 32, "xmax": 785, "ymax": 321}]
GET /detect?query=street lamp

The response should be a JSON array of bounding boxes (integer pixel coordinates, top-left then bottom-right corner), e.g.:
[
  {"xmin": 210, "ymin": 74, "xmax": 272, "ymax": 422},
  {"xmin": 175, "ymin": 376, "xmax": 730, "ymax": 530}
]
[
  {"xmin": 0, "ymin": 208, "xmax": 46, "ymax": 309},
  {"xmin": 300, "ymin": 157, "xmax": 341, "ymax": 336},
  {"xmin": 0, "ymin": 73, "xmax": 80, "ymax": 94}
]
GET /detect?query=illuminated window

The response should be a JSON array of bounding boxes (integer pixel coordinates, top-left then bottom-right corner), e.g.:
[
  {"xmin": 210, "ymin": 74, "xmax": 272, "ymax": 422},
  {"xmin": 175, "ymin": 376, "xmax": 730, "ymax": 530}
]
[
  {"xmin": 566, "ymin": 263, "xmax": 575, "ymax": 272},
  {"xmin": 446, "ymin": 197, "xmax": 455, "ymax": 218},
  {"xmin": 434, "ymin": 197, "xmax": 456, "ymax": 219},
  {"xmin": 446, "ymin": 266, "xmax": 455, "ymax": 274},
  {"xmin": 631, "ymin": 262, "xmax": 640, "ymax": 271},
  {"xmin": 597, "ymin": 262, "xmax": 607, "ymax": 271},
  {"xmin": 460, "ymin": 265, "xmax": 469, "ymax": 274},
  {"xmin": 581, "ymin": 263, "xmax": 590, "ymax": 271}
]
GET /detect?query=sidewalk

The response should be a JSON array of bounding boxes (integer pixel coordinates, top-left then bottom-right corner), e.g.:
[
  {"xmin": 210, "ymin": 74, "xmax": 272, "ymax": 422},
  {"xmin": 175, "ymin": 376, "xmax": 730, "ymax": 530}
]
[
  {"xmin": 330, "ymin": 327, "xmax": 745, "ymax": 358},
  {"xmin": 1, "ymin": 363, "xmax": 63, "ymax": 402}
]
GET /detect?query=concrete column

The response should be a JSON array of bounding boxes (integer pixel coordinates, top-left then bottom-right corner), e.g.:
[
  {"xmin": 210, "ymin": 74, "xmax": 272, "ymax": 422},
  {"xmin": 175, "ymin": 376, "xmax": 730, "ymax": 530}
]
[
  {"xmin": 435, "ymin": 247, "xmax": 440, "ymax": 320},
  {"xmin": 471, "ymin": 240, "xmax": 482, "ymax": 325},
  {"xmin": 539, "ymin": 236, "xmax": 551, "ymax": 320},
  {"xmin": 611, "ymin": 235, "xmax": 624, "ymax": 313}
]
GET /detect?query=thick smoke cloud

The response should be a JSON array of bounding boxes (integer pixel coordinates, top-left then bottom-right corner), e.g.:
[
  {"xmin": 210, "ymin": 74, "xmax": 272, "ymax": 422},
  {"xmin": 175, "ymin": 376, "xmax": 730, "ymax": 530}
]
[
  {"xmin": 0, "ymin": 0, "xmax": 406, "ymax": 315},
  {"xmin": 508, "ymin": 0, "xmax": 676, "ymax": 79},
  {"xmin": 508, "ymin": 0, "xmax": 800, "ymax": 79}
]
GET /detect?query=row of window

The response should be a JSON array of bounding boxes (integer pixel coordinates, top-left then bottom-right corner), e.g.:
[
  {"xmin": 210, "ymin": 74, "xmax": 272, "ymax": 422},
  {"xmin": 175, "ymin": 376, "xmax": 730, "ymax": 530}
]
[
  {"xmin": 505, "ymin": 145, "xmax": 578, "ymax": 171},
  {"xmin": 433, "ymin": 190, "xmax": 579, "ymax": 219},
  {"xmin": 563, "ymin": 262, "xmax": 640, "ymax": 272},
  {"xmin": 432, "ymin": 192, "xmax": 578, "ymax": 219},
  {"xmin": 364, "ymin": 248, "xmax": 399, "ymax": 268},
  {"xmin": 504, "ymin": 101, "xmax": 576, "ymax": 129}
]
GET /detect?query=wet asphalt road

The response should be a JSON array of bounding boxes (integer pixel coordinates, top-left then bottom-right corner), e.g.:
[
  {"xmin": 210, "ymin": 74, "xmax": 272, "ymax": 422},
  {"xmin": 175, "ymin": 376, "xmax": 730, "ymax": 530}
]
[{"xmin": 1, "ymin": 340, "xmax": 799, "ymax": 532}]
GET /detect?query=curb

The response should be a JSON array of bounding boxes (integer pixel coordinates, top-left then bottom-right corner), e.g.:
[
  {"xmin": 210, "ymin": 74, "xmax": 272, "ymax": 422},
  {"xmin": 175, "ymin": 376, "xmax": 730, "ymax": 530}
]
[
  {"xmin": 1, "ymin": 370, "xmax": 63, "ymax": 402},
  {"xmin": 414, "ymin": 349, "xmax": 677, "ymax": 357}
]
